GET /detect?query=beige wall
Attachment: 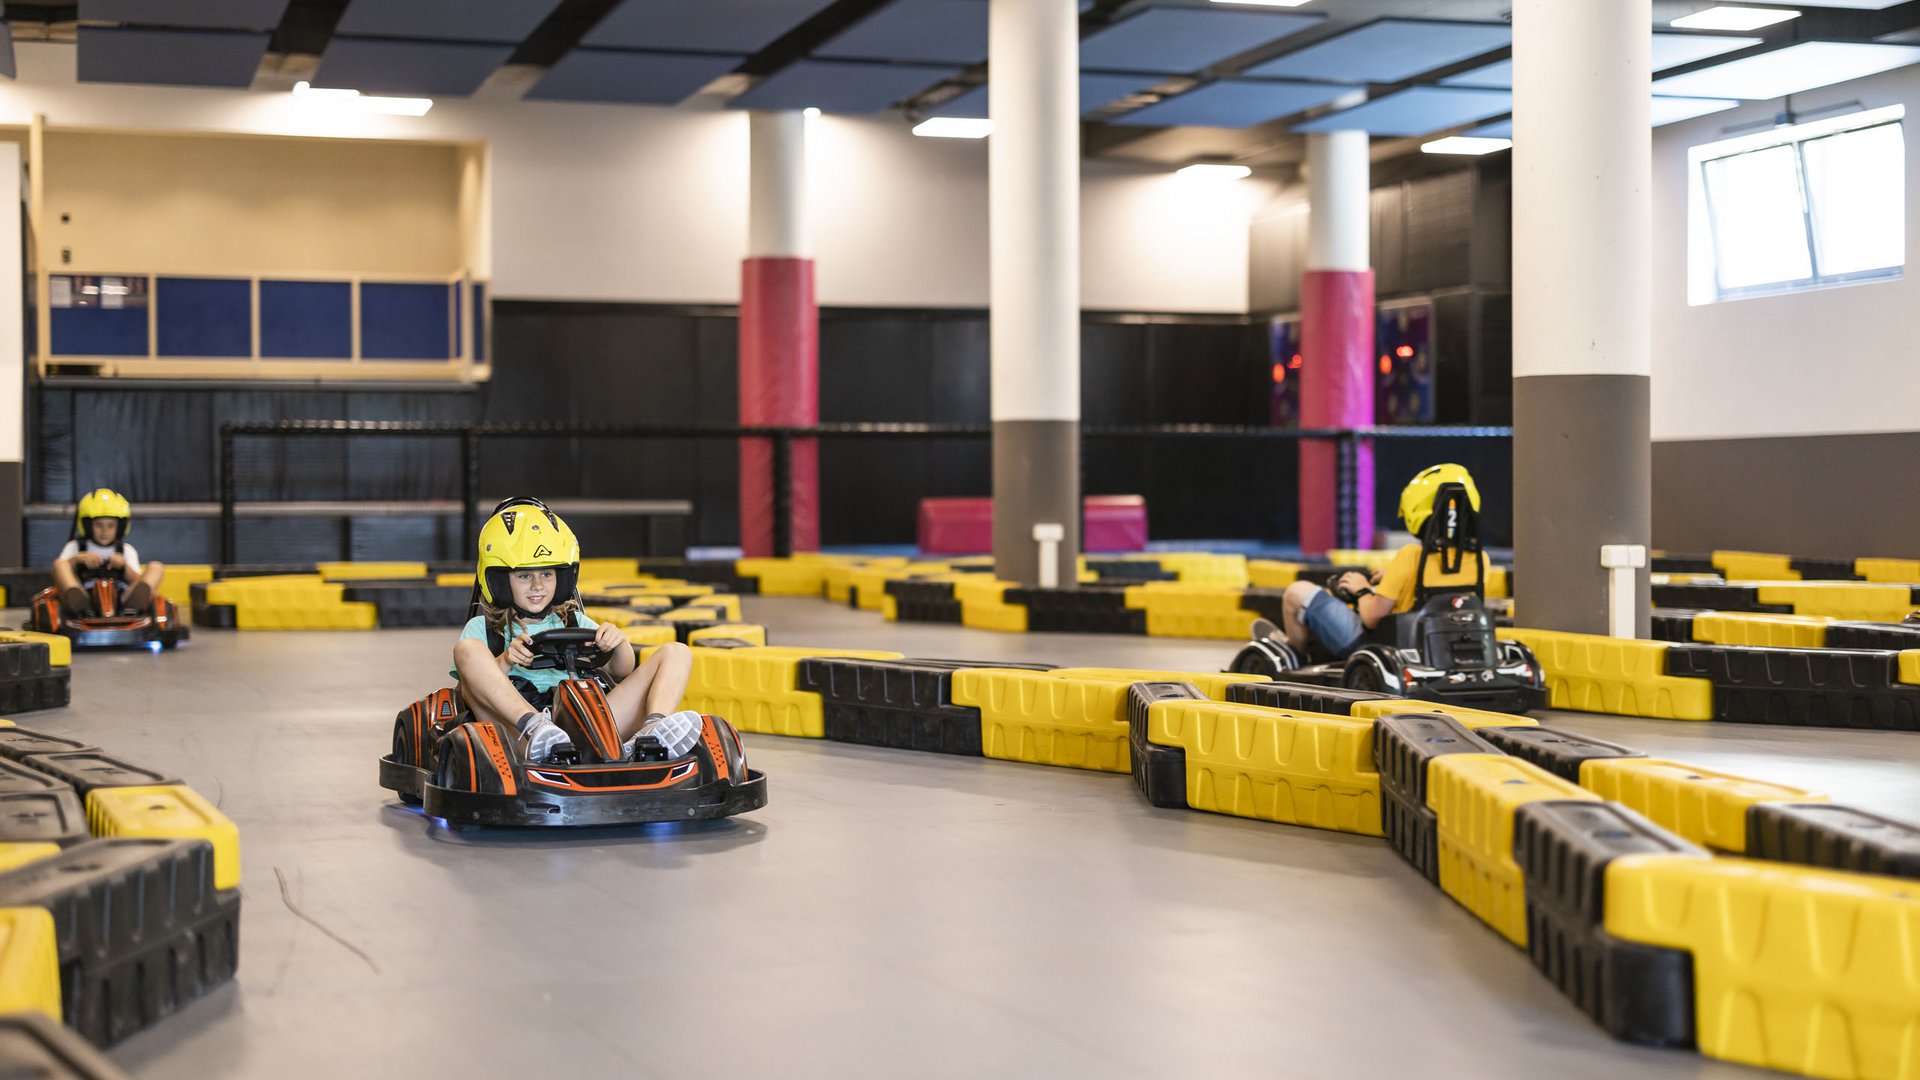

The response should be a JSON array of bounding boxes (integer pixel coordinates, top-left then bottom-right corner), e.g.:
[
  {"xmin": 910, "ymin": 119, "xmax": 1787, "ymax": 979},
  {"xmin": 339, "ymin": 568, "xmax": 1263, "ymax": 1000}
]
[{"xmin": 43, "ymin": 129, "xmax": 464, "ymax": 277}]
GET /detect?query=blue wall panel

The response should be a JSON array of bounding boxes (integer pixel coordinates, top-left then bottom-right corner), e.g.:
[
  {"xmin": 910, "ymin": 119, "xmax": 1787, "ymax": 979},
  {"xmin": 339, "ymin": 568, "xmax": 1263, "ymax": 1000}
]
[
  {"xmin": 361, "ymin": 283, "xmax": 452, "ymax": 360},
  {"xmin": 156, "ymin": 276, "xmax": 250, "ymax": 357},
  {"xmin": 473, "ymin": 283, "xmax": 488, "ymax": 363},
  {"xmin": 260, "ymin": 280, "xmax": 352, "ymax": 358},
  {"xmin": 51, "ymin": 308, "xmax": 147, "ymax": 356}
]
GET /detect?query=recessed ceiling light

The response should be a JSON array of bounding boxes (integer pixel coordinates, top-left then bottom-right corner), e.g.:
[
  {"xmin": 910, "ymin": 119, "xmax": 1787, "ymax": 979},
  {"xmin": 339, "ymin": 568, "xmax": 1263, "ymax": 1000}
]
[
  {"xmin": 292, "ymin": 80, "xmax": 432, "ymax": 116},
  {"xmin": 1176, "ymin": 162, "xmax": 1253, "ymax": 179},
  {"xmin": 1210, "ymin": 0, "xmax": 1313, "ymax": 6},
  {"xmin": 1421, "ymin": 135, "xmax": 1511, "ymax": 155},
  {"xmin": 912, "ymin": 117, "xmax": 994, "ymax": 139},
  {"xmin": 803, "ymin": 107, "xmax": 821, "ymax": 118},
  {"xmin": 1669, "ymin": 6, "xmax": 1801, "ymax": 31}
]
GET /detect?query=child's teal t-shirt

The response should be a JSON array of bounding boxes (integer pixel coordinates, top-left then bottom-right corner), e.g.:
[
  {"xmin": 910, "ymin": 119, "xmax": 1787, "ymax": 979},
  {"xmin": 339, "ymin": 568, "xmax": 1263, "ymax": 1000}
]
[{"xmin": 450, "ymin": 609, "xmax": 598, "ymax": 695}]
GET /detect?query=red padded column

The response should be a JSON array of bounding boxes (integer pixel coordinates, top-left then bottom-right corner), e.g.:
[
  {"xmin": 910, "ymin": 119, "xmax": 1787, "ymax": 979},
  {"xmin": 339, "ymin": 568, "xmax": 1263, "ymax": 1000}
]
[
  {"xmin": 1298, "ymin": 268, "xmax": 1375, "ymax": 554},
  {"xmin": 738, "ymin": 255, "xmax": 818, "ymax": 556}
]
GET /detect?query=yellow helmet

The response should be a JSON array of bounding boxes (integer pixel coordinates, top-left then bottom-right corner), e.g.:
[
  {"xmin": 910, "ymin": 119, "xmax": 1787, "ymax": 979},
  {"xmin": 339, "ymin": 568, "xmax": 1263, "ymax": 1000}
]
[
  {"xmin": 1399, "ymin": 464, "xmax": 1480, "ymax": 536},
  {"xmin": 75, "ymin": 488, "xmax": 132, "ymax": 543},
  {"xmin": 476, "ymin": 498, "xmax": 580, "ymax": 614}
]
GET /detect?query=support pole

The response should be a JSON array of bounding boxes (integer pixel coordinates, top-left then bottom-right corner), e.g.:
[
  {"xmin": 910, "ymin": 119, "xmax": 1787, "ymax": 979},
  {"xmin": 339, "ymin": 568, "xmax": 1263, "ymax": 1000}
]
[
  {"xmin": 1298, "ymin": 130, "xmax": 1374, "ymax": 554},
  {"xmin": 1512, "ymin": 0, "xmax": 1653, "ymax": 635},
  {"xmin": 989, "ymin": 0, "xmax": 1081, "ymax": 585}
]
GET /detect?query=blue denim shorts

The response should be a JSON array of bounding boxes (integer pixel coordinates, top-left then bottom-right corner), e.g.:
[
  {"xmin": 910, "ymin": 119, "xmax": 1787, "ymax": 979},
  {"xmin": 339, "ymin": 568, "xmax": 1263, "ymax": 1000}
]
[{"xmin": 1302, "ymin": 587, "xmax": 1366, "ymax": 658}]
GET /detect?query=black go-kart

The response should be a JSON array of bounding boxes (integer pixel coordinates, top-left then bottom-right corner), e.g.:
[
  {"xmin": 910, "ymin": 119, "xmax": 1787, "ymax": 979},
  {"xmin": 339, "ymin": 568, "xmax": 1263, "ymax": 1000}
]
[
  {"xmin": 1228, "ymin": 484, "xmax": 1546, "ymax": 715},
  {"xmin": 27, "ymin": 566, "xmax": 188, "ymax": 649},
  {"xmin": 379, "ymin": 627, "xmax": 767, "ymax": 827}
]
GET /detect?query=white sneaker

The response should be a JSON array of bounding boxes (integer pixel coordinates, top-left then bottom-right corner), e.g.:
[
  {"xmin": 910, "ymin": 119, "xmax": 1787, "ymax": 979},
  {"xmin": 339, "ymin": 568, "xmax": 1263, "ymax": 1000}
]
[
  {"xmin": 517, "ymin": 711, "xmax": 574, "ymax": 764},
  {"xmin": 624, "ymin": 710, "xmax": 702, "ymax": 760}
]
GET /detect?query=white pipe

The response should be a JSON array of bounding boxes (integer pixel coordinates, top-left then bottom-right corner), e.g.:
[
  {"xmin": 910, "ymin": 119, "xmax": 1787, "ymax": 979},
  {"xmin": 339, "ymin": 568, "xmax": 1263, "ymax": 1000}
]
[
  {"xmin": 1305, "ymin": 131, "xmax": 1369, "ymax": 273},
  {"xmin": 1600, "ymin": 543, "xmax": 1647, "ymax": 639},
  {"xmin": 1033, "ymin": 522, "xmax": 1064, "ymax": 589},
  {"xmin": 747, "ymin": 111, "xmax": 808, "ymax": 259}
]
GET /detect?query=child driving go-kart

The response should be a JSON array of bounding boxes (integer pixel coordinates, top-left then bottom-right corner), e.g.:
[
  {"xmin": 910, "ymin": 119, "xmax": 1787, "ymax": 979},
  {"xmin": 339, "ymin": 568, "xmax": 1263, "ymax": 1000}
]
[
  {"xmin": 1274, "ymin": 464, "xmax": 1494, "ymax": 659},
  {"xmin": 451, "ymin": 499, "xmax": 702, "ymax": 765},
  {"xmin": 51, "ymin": 488, "xmax": 166, "ymax": 617}
]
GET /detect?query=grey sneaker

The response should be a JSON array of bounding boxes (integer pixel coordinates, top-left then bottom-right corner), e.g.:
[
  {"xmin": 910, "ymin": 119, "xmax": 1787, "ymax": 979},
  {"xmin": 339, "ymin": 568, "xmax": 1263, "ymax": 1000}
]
[{"xmin": 624, "ymin": 709, "xmax": 702, "ymax": 760}]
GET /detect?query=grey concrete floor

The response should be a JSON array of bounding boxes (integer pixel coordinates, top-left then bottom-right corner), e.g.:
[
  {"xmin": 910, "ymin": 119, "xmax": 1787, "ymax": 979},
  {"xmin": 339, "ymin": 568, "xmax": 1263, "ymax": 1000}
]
[{"xmin": 16, "ymin": 596, "xmax": 1920, "ymax": 1079}]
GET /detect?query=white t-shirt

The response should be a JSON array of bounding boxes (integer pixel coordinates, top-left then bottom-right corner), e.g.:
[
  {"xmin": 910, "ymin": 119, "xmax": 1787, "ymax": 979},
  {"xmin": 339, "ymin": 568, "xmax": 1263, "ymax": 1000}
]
[{"xmin": 57, "ymin": 539, "xmax": 141, "ymax": 575}]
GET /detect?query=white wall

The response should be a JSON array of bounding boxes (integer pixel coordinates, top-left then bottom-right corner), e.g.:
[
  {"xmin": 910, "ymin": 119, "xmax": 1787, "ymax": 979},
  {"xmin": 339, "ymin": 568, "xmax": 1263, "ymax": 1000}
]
[
  {"xmin": 1651, "ymin": 64, "xmax": 1920, "ymax": 441},
  {"xmin": 0, "ymin": 43, "xmax": 1267, "ymax": 312}
]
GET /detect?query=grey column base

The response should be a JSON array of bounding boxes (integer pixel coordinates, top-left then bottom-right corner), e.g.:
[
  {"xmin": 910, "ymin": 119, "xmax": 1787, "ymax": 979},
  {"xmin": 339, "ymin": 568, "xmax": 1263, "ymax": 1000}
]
[
  {"xmin": 1513, "ymin": 374, "xmax": 1650, "ymax": 637},
  {"xmin": 0, "ymin": 461, "xmax": 19, "ymax": 566},
  {"xmin": 992, "ymin": 419, "xmax": 1080, "ymax": 587}
]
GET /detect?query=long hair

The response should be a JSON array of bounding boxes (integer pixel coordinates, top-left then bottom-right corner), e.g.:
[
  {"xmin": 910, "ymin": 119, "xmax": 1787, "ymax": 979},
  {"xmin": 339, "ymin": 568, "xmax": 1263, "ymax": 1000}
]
[{"xmin": 481, "ymin": 596, "xmax": 581, "ymax": 646}]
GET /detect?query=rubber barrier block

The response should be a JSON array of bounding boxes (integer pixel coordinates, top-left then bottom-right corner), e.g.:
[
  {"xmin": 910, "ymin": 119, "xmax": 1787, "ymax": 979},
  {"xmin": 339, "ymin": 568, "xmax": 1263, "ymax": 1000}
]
[
  {"xmin": 212, "ymin": 564, "xmax": 322, "ymax": 578},
  {"xmin": 794, "ymin": 658, "xmax": 1024, "ymax": 757},
  {"xmin": 197, "ymin": 576, "xmax": 375, "ymax": 630},
  {"xmin": 1650, "ymin": 552, "xmax": 1719, "ymax": 575},
  {"xmin": 1746, "ymin": 802, "xmax": 1920, "ymax": 879},
  {"xmin": 1474, "ymin": 726, "xmax": 1644, "ymax": 784},
  {"xmin": 0, "ymin": 670, "xmax": 67, "ymax": 716},
  {"xmin": 20, "ymin": 755, "xmax": 179, "ymax": 799},
  {"xmin": 1691, "ymin": 612, "xmax": 1830, "ymax": 649},
  {"xmin": 1824, "ymin": 620, "xmax": 1920, "ymax": 651},
  {"xmin": 1224, "ymin": 681, "xmax": 1396, "ymax": 715},
  {"xmin": 1427, "ymin": 754, "xmax": 1600, "ymax": 945},
  {"xmin": 316, "ymin": 561, "xmax": 427, "ymax": 580},
  {"xmin": 0, "ymin": 839, "xmax": 239, "ymax": 1046},
  {"xmin": 187, "ymin": 581, "xmax": 236, "ymax": 628},
  {"xmin": 0, "ymin": 761, "xmax": 87, "ymax": 847},
  {"xmin": 0, "ymin": 633, "xmax": 70, "ymax": 668},
  {"xmin": 1085, "ymin": 557, "xmax": 1177, "ymax": 583},
  {"xmin": 949, "ymin": 669, "xmax": 1143, "ymax": 773},
  {"xmin": 339, "ymin": 583, "xmax": 471, "ymax": 628},
  {"xmin": 620, "ymin": 623, "xmax": 677, "ymax": 648},
  {"xmin": 1752, "ymin": 581, "xmax": 1920, "ymax": 622},
  {"xmin": 1126, "ymin": 682, "xmax": 1201, "ymax": 808},
  {"xmin": 1145, "ymin": 696, "xmax": 1382, "ymax": 835},
  {"xmin": 1348, "ymin": 698, "xmax": 1539, "ymax": 731},
  {"xmin": 1246, "ymin": 560, "xmax": 1305, "ymax": 589},
  {"xmin": 1788, "ymin": 557, "xmax": 1862, "ymax": 582},
  {"xmin": 688, "ymin": 623, "xmax": 768, "ymax": 647},
  {"xmin": 1649, "ymin": 609, "xmax": 1698, "ymax": 644},
  {"xmin": 578, "ymin": 556, "xmax": 642, "ymax": 580},
  {"xmin": 0, "ymin": 729, "xmax": 93, "ymax": 762},
  {"xmin": 663, "ymin": 594, "xmax": 743, "ymax": 621},
  {"xmin": 1002, "ymin": 586, "xmax": 1145, "ymax": 635},
  {"xmin": 1121, "ymin": 582, "xmax": 1261, "ymax": 639},
  {"xmin": 884, "ymin": 579, "xmax": 963, "ymax": 624},
  {"xmin": 1043, "ymin": 667, "xmax": 1264, "ymax": 702},
  {"xmin": 1511, "ymin": 801, "xmax": 1705, "ymax": 1046},
  {"xmin": 636, "ymin": 559, "xmax": 759, "ymax": 594},
  {"xmin": 1154, "ymin": 552, "xmax": 1250, "ymax": 588},
  {"xmin": 1664, "ymin": 643, "xmax": 1920, "ymax": 730},
  {"xmin": 1499, "ymin": 629, "xmax": 1713, "ymax": 720},
  {"xmin": 735, "ymin": 557, "xmax": 826, "ymax": 597},
  {"xmin": 1857, "ymin": 558, "xmax": 1920, "ymax": 583},
  {"xmin": 0, "ymin": 568, "xmax": 53, "ymax": 600},
  {"xmin": 1606, "ymin": 855, "xmax": 1920, "ymax": 1078},
  {"xmin": 1711, "ymin": 551, "xmax": 1797, "ymax": 582},
  {"xmin": 955, "ymin": 577, "xmax": 1028, "ymax": 632},
  {"xmin": 1650, "ymin": 582, "xmax": 1792, "ymax": 613},
  {"xmin": 0, "ymin": 643, "xmax": 51, "ymax": 680},
  {"xmin": 642, "ymin": 644, "xmax": 902, "ymax": 739},
  {"xmin": 83, "ymin": 787, "xmax": 239, "ymax": 891},
  {"xmin": 1578, "ymin": 757, "xmax": 1824, "ymax": 852},
  {"xmin": 1371, "ymin": 713, "xmax": 1502, "ymax": 883},
  {"xmin": 0, "ymin": 1012, "xmax": 130, "ymax": 1078},
  {"xmin": 0, "ymin": 847, "xmax": 59, "ymax": 874},
  {"xmin": 0, "ymin": 908, "xmax": 61, "ymax": 1021}
]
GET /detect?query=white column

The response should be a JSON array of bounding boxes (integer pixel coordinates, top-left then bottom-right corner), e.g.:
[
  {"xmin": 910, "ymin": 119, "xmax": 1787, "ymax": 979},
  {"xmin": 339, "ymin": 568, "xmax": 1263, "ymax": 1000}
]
[
  {"xmin": 1511, "ymin": 0, "xmax": 1653, "ymax": 635},
  {"xmin": 748, "ymin": 111, "xmax": 809, "ymax": 259},
  {"xmin": 0, "ymin": 143, "xmax": 22, "ymax": 564},
  {"xmin": 1306, "ymin": 131, "xmax": 1369, "ymax": 273},
  {"xmin": 988, "ymin": 0, "xmax": 1081, "ymax": 585}
]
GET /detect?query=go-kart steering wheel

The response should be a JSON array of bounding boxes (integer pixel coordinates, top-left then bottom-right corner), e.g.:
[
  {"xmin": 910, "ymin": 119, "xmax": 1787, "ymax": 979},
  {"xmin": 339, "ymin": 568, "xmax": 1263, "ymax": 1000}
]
[
  {"xmin": 1325, "ymin": 573, "xmax": 1374, "ymax": 605},
  {"xmin": 523, "ymin": 627, "xmax": 612, "ymax": 676}
]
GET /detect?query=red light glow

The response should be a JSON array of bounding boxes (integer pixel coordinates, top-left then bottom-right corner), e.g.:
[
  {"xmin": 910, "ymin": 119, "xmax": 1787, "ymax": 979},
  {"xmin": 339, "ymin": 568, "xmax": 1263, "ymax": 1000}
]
[
  {"xmin": 1395, "ymin": 345, "xmax": 1414, "ymax": 359},
  {"xmin": 1272, "ymin": 363, "xmax": 1286, "ymax": 384},
  {"xmin": 1379, "ymin": 355, "xmax": 1392, "ymax": 374},
  {"xmin": 1289, "ymin": 353, "xmax": 1303, "ymax": 368}
]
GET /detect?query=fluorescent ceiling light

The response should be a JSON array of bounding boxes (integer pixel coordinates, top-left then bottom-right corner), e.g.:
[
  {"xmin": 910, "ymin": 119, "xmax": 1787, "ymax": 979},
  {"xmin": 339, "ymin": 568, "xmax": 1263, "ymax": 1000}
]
[
  {"xmin": 1176, "ymin": 162, "xmax": 1252, "ymax": 179},
  {"xmin": 1669, "ymin": 6, "xmax": 1800, "ymax": 31},
  {"xmin": 1210, "ymin": 0, "xmax": 1313, "ymax": 6},
  {"xmin": 913, "ymin": 116, "xmax": 993, "ymax": 138},
  {"xmin": 1421, "ymin": 135, "xmax": 1511, "ymax": 155},
  {"xmin": 292, "ymin": 80, "xmax": 432, "ymax": 116}
]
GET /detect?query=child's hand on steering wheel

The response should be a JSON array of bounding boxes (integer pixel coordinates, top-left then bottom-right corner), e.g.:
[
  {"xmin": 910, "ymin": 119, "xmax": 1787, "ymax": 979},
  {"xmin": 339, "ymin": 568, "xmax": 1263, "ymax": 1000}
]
[
  {"xmin": 72, "ymin": 552, "xmax": 102, "ymax": 570},
  {"xmin": 105, "ymin": 554, "xmax": 126, "ymax": 571},
  {"xmin": 503, "ymin": 633, "xmax": 536, "ymax": 668},
  {"xmin": 592, "ymin": 622, "xmax": 625, "ymax": 654},
  {"xmin": 1337, "ymin": 571, "xmax": 1373, "ymax": 598}
]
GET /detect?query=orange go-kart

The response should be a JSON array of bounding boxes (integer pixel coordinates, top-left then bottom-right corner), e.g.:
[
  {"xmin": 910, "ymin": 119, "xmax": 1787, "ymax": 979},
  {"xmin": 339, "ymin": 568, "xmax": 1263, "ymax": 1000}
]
[
  {"xmin": 379, "ymin": 628, "xmax": 767, "ymax": 827},
  {"xmin": 28, "ymin": 568, "xmax": 187, "ymax": 650}
]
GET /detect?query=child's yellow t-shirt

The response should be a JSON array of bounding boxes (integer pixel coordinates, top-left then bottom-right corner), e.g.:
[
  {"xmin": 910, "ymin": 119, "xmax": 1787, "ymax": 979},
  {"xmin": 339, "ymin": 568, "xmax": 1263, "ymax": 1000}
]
[{"xmin": 1374, "ymin": 544, "xmax": 1490, "ymax": 614}]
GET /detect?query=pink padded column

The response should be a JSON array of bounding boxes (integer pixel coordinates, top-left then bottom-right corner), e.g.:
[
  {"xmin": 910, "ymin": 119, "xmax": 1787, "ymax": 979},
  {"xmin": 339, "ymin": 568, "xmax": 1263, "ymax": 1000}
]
[
  {"xmin": 738, "ymin": 256, "xmax": 818, "ymax": 555},
  {"xmin": 1297, "ymin": 129, "xmax": 1374, "ymax": 554}
]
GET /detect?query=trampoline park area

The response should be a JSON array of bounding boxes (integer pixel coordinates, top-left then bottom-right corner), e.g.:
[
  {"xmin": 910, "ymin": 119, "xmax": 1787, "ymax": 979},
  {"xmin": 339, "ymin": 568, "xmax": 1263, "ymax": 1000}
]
[{"xmin": 0, "ymin": 2, "xmax": 1914, "ymax": 1079}]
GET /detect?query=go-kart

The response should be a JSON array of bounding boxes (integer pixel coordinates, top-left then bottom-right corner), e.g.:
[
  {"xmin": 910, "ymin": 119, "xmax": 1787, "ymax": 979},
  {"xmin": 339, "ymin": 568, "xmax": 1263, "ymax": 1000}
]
[
  {"xmin": 27, "ymin": 566, "xmax": 187, "ymax": 649},
  {"xmin": 1227, "ymin": 483, "xmax": 1545, "ymax": 715},
  {"xmin": 378, "ymin": 627, "xmax": 767, "ymax": 827}
]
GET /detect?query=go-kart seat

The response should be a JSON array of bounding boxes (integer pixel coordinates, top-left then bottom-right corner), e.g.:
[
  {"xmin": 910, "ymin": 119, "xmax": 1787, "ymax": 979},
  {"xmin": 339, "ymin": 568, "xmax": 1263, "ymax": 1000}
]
[{"xmin": 1363, "ymin": 482, "xmax": 1495, "ymax": 668}]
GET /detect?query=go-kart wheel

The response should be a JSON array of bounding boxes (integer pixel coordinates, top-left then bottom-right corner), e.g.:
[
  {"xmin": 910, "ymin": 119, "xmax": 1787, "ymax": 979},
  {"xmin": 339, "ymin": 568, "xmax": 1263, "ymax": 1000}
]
[
  {"xmin": 1228, "ymin": 639, "xmax": 1301, "ymax": 679},
  {"xmin": 1342, "ymin": 649, "xmax": 1403, "ymax": 695}
]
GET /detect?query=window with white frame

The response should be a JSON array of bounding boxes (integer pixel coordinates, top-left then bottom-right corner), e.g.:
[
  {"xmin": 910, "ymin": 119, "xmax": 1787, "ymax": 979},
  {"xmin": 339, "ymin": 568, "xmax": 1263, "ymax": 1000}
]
[{"xmin": 1687, "ymin": 104, "xmax": 1904, "ymax": 305}]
